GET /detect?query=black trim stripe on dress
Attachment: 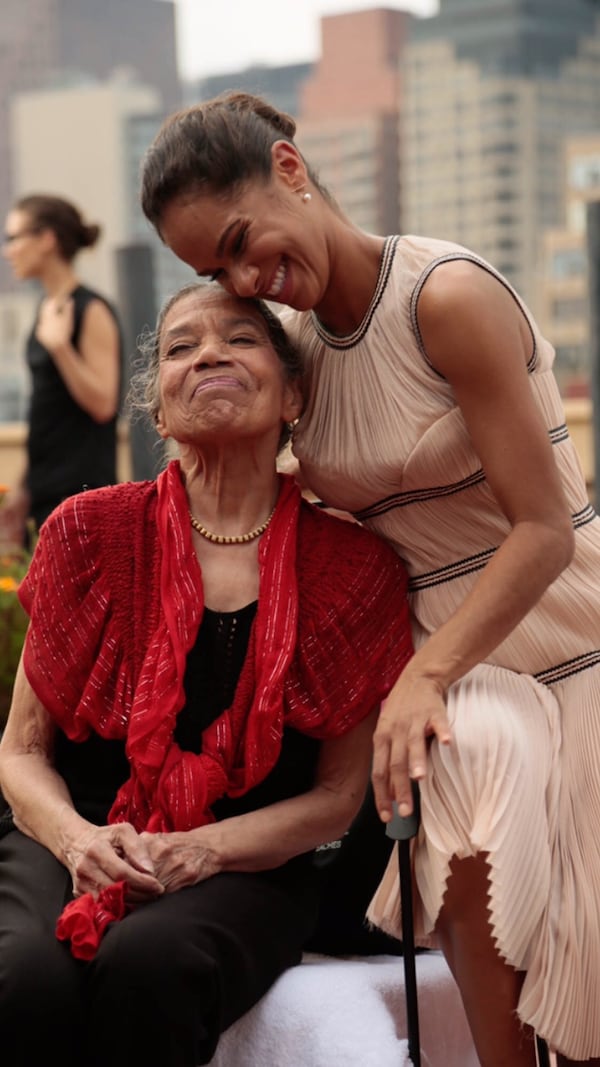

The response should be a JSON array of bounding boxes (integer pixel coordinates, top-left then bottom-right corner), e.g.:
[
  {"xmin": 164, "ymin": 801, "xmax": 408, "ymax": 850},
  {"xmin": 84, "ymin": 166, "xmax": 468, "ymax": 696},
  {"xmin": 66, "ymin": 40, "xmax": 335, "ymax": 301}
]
[
  {"xmin": 573, "ymin": 503, "xmax": 596, "ymax": 529},
  {"xmin": 407, "ymin": 503, "xmax": 596, "ymax": 593},
  {"xmin": 535, "ymin": 650, "xmax": 600, "ymax": 686},
  {"xmin": 310, "ymin": 235, "xmax": 399, "ymax": 350},
  {"xmin": 549, "ymin": 423, "xmax": 570, "ymax": 445},
  {"xmin": 353, "ymin": 425, "xmax": 577, "ymax": 522},
  {"xmin": 354, "ymin": 470, "xmax": 486, "ymax": 522},
  {"xmin": 409, "ymin": 252, "xmax": 538, "ymax": 378},
  {"xmin": 408, "ymin": 547, "xmax": 496, "ymax": 592}
]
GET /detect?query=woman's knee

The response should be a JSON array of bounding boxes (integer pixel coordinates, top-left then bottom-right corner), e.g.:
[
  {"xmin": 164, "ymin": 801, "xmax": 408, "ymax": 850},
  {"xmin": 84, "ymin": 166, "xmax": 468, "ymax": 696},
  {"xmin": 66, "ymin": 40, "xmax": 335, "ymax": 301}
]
[
  {"xmin": 90, "ymin": 910, "xmax": 219, "ymax": 1006},
  {"xmin": 0, "ymin": 927, "xmax": 82, "ymax": 1010},
  {"xmin": 88, "ymin": 916, "xmax": 222, "ymax": 1066}
]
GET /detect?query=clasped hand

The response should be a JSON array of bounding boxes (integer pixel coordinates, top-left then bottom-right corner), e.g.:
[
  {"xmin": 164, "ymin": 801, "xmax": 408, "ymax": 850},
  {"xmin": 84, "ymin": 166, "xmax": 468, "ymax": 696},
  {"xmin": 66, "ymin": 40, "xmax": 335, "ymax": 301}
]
[
  {"xmin": 65, "ymin": 823, "xmax": 163, "ymax": 903},
  {"xmin": 35, "ymin": 296, "xmax": 74, "ymax": 354},
  {"xmin": 65, "ymin": 823, "xmax": 221, "ymax": 902},
  {"xmin": 371, "ymin": 670, "xmax": 452, "ymax": 822}
]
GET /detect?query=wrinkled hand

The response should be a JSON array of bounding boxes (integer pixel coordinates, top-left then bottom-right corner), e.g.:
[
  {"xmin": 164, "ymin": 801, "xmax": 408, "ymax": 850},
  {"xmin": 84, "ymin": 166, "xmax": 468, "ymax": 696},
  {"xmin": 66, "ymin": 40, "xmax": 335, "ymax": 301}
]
[
  {"xmin": 141, "ymin": 830, "xmax": 222, "ymax": 893},
  {"xmin": 35, "ymin": 296, "xmax": 74, "ymax": 354},
  {"xmin": 372, "ymin": 671, "xmax": 452, "ymax": 822},
  {"xmin": 63, "ymin": 822, "xmax": 164, "ymax": 903}
]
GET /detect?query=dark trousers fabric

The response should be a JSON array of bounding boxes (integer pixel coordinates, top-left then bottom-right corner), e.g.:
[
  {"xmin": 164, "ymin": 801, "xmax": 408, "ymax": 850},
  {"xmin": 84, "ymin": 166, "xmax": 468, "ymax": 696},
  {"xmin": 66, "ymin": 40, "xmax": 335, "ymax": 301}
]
[
  {"xmin": 307, "ymin": 783, "xmax": 404, "ymax": 956},
  {"xmin": 0, "ymin": 831, "xmax": 319, "ymax": 1067}
]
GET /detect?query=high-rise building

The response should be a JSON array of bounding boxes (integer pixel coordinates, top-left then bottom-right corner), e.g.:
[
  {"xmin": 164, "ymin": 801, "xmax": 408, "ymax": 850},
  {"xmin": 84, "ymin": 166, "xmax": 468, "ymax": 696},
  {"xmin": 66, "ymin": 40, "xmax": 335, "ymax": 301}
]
[
  {"xmin": 296, "ymin": 8, "xmax": 412, "ymax": 236},
  {"xmin": 187, "ymin": 62, "xmax": 313, "ymax": 117},
  {"xmin": 401, "ymin": 0, "xmax": 600, "ymax": 315},
  {"xmin": 539, "ymin": 135, "xmax": 600, "ymax": 394},
  {"xmin": 0, "ymin": 0, "xmax": 180, "ymax": 290}
]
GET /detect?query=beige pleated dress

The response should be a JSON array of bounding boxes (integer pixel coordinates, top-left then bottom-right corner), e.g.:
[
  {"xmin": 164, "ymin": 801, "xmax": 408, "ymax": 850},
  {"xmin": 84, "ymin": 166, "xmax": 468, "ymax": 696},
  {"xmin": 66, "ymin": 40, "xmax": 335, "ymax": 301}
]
[{"xmin": 285, "ymin": 234, "xmax": 600, "ymax": 1060}]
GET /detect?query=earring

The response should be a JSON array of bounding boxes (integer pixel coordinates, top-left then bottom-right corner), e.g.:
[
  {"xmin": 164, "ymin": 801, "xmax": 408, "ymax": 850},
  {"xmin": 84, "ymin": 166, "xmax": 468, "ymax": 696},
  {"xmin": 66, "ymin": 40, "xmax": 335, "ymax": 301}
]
[{"xmin": 302, "ymin": 191, "xmax": 312, "ymax": 203}]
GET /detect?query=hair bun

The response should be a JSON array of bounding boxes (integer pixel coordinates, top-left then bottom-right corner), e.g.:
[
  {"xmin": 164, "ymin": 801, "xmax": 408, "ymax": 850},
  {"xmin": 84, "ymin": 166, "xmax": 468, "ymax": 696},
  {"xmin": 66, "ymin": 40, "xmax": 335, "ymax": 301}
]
[
  {"xmin": 82, "ymin": 222, "xmax": 101, "ymax": 248},
  {"xmin": 221, "ymin": 91, "xmax": 297, "ymax": 139}
]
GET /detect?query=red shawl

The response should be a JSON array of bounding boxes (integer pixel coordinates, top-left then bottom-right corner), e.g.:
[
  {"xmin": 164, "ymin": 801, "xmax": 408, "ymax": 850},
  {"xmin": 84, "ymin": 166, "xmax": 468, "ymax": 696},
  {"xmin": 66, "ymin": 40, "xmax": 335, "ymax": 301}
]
[{"xmin": 19, "ymin": 461, "xmax": 412, "ymax": 959}]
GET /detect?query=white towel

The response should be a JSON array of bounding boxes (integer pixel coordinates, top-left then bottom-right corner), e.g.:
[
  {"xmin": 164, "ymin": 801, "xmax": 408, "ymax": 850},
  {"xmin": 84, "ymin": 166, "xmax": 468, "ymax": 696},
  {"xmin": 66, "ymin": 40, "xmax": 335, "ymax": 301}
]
[{"xmin": 208, "ymin": 950, "xmax": 479, "ymax": 1066}]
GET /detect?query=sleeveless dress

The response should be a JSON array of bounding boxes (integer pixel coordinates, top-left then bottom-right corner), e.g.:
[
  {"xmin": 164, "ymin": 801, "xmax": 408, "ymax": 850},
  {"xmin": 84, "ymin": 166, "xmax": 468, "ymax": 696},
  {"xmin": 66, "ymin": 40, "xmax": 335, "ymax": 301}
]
[{"xmin": 285, "ymin": 234, "xmax": 600, "ymax": 1060}]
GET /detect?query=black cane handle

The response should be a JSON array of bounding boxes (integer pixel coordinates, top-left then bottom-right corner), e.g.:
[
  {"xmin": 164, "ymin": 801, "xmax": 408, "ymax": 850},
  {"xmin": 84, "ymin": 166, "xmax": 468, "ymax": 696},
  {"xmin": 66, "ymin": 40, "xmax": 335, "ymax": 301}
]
[{"xmin": 385, "ymin": 781, "xmax": 421, "ymax": 841}]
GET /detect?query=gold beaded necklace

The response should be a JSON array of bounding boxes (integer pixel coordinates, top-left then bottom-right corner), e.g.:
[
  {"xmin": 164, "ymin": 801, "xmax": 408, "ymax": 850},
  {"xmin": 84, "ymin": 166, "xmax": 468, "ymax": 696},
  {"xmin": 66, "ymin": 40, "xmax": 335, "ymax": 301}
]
[{"xmin": 189, "ymin": 504, "xmax": 276, "ymax": 545}]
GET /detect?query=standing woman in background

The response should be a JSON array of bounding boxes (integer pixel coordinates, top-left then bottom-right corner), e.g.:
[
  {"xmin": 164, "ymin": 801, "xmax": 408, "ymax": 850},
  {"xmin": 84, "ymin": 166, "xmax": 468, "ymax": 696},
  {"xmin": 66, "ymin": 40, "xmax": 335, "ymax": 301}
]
[{"xmin": 0, "ymin": 194, "xmax": 122, "ymax": 544}]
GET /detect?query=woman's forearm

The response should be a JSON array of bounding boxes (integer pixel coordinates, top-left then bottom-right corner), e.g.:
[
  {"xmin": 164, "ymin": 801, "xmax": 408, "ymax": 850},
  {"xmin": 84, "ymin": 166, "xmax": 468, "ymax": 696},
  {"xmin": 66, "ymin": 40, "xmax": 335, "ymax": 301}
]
[
  {"xmin": 196, "ymin": 781, "xmax": 364, "ymax": 873},
  {"xmin": 406, "ymin": 517, "xmax": 573, "ymax": 691},
  {"xmin": 0, "ymin": 750, "xmax": 88, "ymax": 862},
  {"xmin": 0, "ymin": 659, "xmax": 89, "ymax": 862},
  {"xmin": 145, "ymin": 711, "xmax": 379, "ymax": 891}
]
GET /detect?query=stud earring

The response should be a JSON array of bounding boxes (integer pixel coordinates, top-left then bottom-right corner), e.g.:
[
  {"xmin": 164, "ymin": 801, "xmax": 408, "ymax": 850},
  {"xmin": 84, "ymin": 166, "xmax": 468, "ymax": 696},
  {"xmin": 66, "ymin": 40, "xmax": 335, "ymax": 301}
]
[{"xmin": 302, "ymin": 191, "xmax": 312, "ymax": 203}]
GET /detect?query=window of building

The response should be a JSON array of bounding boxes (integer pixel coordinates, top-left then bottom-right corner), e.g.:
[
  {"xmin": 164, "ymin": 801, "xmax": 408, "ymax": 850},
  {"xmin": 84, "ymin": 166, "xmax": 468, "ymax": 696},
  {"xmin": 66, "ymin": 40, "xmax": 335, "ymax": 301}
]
[
  {"xmin": 550, "ymin": 247, "xmax": 588, "ymax": 279},
  {"xmin": 552, "ymin": 297, "xmax": 588, "ymax": 321},
  {"xmin": 570, "ymin": 155, "xmax": 600, "ymax": 190}
]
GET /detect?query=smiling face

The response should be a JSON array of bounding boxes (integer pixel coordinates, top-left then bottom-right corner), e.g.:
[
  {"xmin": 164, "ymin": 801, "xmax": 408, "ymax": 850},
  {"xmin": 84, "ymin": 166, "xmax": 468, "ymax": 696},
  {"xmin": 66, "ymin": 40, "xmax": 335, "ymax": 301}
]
[
  {"xmin": 158, "ymin": 143, "xmax": 332, "ymax": 313},
  {"xmin": 155, "ymin": 287, "xmax": 302, "ymax": 452}
]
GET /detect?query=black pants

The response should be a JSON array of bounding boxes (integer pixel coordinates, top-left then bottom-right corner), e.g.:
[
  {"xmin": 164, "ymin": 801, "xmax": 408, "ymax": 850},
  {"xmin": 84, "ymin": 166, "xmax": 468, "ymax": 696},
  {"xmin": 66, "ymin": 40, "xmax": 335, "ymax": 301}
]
[
  {"xmin": 0, "ymin": 831, "xmax": 319, "ymax": 1067},
  {"xmin": 307, "ymin": 783, "xmax": 404, "ymax": 957}
]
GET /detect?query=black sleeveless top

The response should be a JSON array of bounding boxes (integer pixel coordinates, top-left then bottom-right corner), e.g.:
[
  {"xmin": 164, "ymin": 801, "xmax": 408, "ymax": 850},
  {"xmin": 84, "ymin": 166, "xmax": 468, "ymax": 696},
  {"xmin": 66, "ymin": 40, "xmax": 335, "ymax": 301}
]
[
  {"xmin": 52, "ymin": 602, "xmax": 320, "ymax": 828},
  {"xmin": 26, "ymin": 284, "xmax": 122, "ymax": 524}
]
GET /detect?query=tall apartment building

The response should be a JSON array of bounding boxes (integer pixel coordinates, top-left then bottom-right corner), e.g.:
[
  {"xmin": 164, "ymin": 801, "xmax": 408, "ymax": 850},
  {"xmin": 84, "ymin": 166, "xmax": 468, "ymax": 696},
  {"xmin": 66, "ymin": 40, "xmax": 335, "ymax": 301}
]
[
  {"xmin": 401, "ymin": 0, "xmax": 600, "ymax": 316},
  {"xmin": 539, "ymin": 135, "xmax": 600, "ymax": 394},
  {"xmin": 0, "ymin": 0, "xmax": 180, "ymax": 292},
  {"xmin": 296, "ymin": 8, "xmax": 412, "ymax": 236},
  {"xmin": 187, "ymin": 62, "xmax": 313, "ymax": 117}
]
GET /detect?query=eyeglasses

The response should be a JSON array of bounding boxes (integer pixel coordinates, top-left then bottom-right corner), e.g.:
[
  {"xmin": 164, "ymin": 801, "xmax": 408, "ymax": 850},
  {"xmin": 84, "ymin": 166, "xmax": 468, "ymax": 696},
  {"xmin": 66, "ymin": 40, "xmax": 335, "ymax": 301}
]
[{"xmin": 2, "ymin": 228, "xmax": 41, "ymax": 244}]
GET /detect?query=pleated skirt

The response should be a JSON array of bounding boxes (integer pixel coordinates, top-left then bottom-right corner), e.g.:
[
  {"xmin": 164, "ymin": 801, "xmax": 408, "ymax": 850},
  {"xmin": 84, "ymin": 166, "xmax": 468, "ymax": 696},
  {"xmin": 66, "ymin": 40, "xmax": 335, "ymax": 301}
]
[{"xmin": 367, "ymin": 661, "xmax": 600, "ymax": 1060}]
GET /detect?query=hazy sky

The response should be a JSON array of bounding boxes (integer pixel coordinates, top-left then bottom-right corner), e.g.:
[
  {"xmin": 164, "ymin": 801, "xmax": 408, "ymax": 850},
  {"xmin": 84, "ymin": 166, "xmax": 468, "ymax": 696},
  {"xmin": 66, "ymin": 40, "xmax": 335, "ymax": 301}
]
[{"xmin": 174, "ymin": 0, "xmax": 439, "ymax": 80}]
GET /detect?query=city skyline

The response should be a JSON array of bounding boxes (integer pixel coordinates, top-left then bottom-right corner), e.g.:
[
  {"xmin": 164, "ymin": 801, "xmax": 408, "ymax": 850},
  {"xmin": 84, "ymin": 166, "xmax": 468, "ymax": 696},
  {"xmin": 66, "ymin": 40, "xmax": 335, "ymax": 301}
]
[{"xmin": 174, "ymin": 0, "xmax": 438, "ymax": 79}]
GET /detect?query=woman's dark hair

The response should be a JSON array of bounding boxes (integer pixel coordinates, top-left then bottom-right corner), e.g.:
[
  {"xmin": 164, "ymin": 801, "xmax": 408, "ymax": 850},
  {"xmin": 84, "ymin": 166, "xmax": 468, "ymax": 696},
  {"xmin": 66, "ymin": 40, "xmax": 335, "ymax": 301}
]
[
  {"xmin": 14, "ymin": 194, "xmax": 101, "ymax": 261},
  {"xmin": 140, "ymin": 91, "xmax": 323, "ymax": 232},
  {"xmin": 129, "ymin": 282, "xmax": 304, "ymax": 452}
]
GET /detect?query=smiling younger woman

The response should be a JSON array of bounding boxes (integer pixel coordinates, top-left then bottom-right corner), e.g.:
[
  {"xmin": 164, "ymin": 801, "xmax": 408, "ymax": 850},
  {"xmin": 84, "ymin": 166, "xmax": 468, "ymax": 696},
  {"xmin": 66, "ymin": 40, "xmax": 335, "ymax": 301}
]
[{"xmin": 138, "ymin": 92, "xmax": 600, "ymax": 1067}]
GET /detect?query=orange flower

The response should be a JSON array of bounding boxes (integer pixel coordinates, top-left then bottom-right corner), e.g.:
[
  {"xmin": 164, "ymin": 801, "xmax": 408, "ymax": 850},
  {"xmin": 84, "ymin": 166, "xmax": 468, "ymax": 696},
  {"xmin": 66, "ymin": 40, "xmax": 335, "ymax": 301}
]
[{"xmin": 0, "ymin": 576, "xmax": 19, "ymax": 593}]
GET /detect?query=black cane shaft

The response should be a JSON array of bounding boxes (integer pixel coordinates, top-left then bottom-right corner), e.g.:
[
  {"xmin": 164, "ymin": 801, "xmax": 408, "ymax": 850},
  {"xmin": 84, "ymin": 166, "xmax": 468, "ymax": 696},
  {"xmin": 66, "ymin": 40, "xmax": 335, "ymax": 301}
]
[
  {"xmin": 536, "ymin": 1035, "xmax": 551, "ymax": 1066},
  {"xmin": 399, "ymin": 839, "xmax": 421, "ymax": 1066}
]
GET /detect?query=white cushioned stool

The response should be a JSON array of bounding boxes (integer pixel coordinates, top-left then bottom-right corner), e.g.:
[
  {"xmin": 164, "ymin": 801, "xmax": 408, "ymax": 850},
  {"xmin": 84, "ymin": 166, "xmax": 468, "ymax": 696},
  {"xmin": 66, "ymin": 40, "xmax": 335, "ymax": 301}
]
[{"xmin": 208, "ymin": 949, "xmax": 479, "ymax": 1066}]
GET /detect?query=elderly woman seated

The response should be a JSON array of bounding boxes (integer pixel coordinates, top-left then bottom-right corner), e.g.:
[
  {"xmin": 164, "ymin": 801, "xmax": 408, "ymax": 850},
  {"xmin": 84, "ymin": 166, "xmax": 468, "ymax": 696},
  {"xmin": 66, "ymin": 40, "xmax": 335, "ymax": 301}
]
[{"xmin": 0, "ymin": 283, "xmax": 412, "ymax": 1067}]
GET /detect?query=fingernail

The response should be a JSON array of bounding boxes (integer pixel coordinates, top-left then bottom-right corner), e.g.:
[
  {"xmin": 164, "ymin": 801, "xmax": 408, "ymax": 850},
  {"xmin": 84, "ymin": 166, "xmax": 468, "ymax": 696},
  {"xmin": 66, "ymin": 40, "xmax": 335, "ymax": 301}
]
[
  {"xmin": 398, "ymin": 803, "xmax": 411, "ymax": 817},
  {"xmin": 411, "ymin": 765, "xmax": 424, "ymax": 778}
]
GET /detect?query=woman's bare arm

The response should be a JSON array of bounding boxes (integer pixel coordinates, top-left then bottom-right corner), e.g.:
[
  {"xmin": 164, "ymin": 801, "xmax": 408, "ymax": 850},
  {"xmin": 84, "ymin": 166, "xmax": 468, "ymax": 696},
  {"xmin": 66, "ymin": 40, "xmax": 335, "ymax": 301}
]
[
  {"xmin": 0, "ymin": 657, "xmax": 163, "ymax": 900},
  {"xmin": 35, "ymin": 296, "xmax": 120, "ymax": 422},
  {"xmin": 372, "ymin": 261, "xmax": 574, "ymax": 821},
  {"xmin": 141, "ymin": 708, "xmax": 379, "ymax": 892}
]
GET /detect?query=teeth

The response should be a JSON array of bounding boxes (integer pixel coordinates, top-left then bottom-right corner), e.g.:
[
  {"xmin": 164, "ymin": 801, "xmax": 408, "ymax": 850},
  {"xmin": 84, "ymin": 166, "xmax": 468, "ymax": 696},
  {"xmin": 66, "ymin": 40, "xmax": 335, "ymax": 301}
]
[{"xmin": 266, "ymin": 262, "xmax": 286, "ymax": 298}]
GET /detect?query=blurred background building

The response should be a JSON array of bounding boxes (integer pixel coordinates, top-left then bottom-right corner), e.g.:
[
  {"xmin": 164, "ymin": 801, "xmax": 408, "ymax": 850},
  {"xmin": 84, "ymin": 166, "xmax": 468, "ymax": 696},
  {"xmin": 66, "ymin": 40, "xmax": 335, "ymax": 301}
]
[
  {"xmin": 401, "ymin": 0, "xmax": 600, "ymax": 350},
  {"xmin": 1, "ymin": 0, "xmax": 599, "ymax": 488},
  {"xmin": 0, "ymin": 0, "xmax": 190, "ymax": 436}
]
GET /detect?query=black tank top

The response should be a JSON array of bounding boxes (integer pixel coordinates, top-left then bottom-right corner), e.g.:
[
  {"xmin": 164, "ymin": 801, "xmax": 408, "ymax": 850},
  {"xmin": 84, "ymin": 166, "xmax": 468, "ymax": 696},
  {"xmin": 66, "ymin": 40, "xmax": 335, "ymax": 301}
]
[
  {"xmin": 26, "ymin": 284, "xmax": 123, "ymax": 523},
  {"xmin": 51, "ymin": 602, "xmax": 319, "ymax": 826}
]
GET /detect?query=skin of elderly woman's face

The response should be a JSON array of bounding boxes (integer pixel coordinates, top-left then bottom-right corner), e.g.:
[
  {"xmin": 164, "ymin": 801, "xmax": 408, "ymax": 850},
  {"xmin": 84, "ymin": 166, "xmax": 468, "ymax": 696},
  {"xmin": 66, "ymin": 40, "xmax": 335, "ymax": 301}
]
[{"xmin": 155, "ymin": 288, "xmax": 302, "ymax": 451}]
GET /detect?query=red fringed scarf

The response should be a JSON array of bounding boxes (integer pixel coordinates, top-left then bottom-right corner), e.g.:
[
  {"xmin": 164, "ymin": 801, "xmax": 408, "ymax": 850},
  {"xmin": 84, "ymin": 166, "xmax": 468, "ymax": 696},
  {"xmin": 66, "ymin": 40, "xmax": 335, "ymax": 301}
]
[{"xmin": 56, "ymin": 470, "xmax": 306, "ymax": 957}]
